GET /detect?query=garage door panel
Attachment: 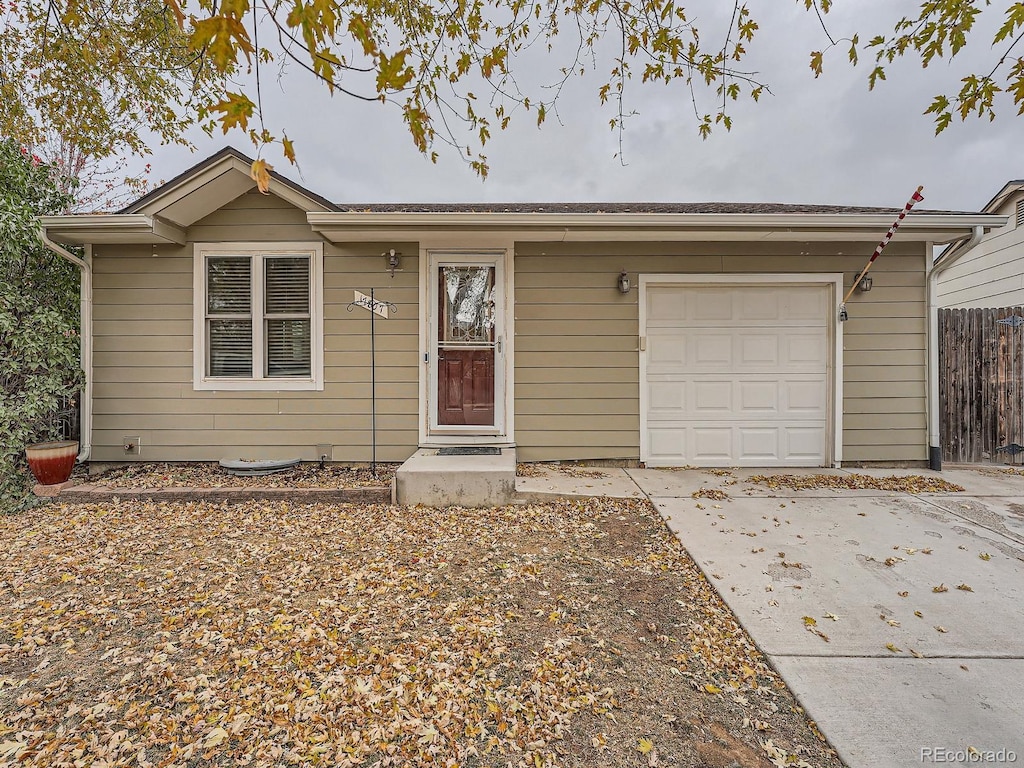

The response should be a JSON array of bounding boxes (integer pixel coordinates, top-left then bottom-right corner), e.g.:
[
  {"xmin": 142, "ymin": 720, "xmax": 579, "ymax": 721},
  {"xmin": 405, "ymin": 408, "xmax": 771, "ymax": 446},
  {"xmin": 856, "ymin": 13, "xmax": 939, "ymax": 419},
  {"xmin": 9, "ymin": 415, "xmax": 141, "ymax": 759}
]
[
  {"xmin": 786, "ymin": 334, "xmax": 828, "ymax": 366},
  {"xmin": 694, "ymin": 334, "xmax": 734, "ymax": 365},
  {"xmin": 650, "ymin": 331, "xmax": 826, "ymax": 374},
  {"xmin": 738, "ymin": 380, "xmax": 779, "ymax": 413},
  {"xmin": 785, "ymin": 380, "xmax": 828, "ymax": 415},
  {"xmin": 785, "ymin": 427, "xmax": 826, "ymax": 461},
  {"xmin": 692, "ymin": 427, "xmax": 733, "ymax": 461},
  {"xmin": 647, "ymin": 375, "xmax": 826, "ymax": 422},
  {"xmin": 643, "ymin": 282, "xmax": 832, "ymax": 467},
  {"xmin": 693, "ymin": 380, "xmax": 734, "ymax": 413},
  {"xmin": 647, "ymin": 331, "xmax": 687, "ymax": 368},
  {"xmin": 692, "ymin": 290, "xmax": 734, "ymax": 321},
  {"xmin": 738, "ymin": 428, "xmax": 780, "ymax": 460},
  {"xmin": 740, "ymin": 336, "xmax": 780, "ymax": 366},
  {"xmin": 644, "ymin": 423, "xmax": 827, "ymax": 467}
]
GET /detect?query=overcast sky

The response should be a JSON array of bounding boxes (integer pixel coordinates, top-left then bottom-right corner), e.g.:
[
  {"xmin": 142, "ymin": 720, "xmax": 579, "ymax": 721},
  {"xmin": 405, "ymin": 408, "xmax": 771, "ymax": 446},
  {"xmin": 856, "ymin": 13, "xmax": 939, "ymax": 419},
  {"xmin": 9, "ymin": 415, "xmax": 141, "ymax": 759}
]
[{"xmin": 138, "ymin": 1, "xmax": 1019, "ymax": 213}]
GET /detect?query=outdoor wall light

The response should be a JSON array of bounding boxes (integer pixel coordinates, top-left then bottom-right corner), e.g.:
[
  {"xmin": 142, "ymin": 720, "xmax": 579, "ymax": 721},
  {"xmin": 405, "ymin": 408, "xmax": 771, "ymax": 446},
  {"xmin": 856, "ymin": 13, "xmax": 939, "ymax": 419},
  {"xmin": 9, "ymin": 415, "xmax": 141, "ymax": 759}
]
[
  {"xmin": 385, "ymin": 249, "xmax": 401, "ymax": 277},
  {"xmin": 857, "ymin": 274, "xmax": 873, "ymax": 292},
  {"xmin": 618, "ymin": 271, "xmax": 631, "ymax": 294}
]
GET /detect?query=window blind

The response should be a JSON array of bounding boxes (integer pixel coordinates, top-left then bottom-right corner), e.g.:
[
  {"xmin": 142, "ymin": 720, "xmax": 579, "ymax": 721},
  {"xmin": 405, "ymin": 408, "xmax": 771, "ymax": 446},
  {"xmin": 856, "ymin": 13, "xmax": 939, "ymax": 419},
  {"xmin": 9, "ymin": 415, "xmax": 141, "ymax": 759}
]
[
  {"xmin": 265, "ymin": 256, "xmax": 311, "ymax": 377},
  {"xmin": 207, "ymin": 257, "xmax": 252, "ymax": 377}
]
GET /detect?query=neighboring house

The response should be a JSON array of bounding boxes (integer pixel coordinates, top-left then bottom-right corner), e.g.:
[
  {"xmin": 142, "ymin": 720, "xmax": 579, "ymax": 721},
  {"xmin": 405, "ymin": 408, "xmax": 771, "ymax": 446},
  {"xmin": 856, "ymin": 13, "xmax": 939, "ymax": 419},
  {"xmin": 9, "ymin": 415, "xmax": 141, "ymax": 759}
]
[
  {"xmin": 39, "ymin": 148, "xmax": 1000, "ymax": 469},
  {"xmin": 933, "ymin": 181, "xmax": 1024, "ymax": 464},
  {"xmin": 936, "ymin": 180, "xmax": 1024, "ymax": 308}
]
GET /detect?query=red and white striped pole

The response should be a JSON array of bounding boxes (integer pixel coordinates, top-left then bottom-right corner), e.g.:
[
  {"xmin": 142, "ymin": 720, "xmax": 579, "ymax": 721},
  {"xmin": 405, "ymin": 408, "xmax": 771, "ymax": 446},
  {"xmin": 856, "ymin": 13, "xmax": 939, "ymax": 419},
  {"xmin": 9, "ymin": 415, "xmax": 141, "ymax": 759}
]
[{"xmin": 841, "ymin": 185, "xmax": 925, "ymax": 309}]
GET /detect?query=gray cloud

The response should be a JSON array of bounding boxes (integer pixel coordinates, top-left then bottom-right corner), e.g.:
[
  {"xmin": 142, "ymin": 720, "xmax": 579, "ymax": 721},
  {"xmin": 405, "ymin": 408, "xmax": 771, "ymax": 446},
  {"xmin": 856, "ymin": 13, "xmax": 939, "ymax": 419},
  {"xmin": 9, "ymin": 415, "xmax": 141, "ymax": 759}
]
[{"xmin": 142, "ymin": 3, "xmax": 1021, "ymax": 213}]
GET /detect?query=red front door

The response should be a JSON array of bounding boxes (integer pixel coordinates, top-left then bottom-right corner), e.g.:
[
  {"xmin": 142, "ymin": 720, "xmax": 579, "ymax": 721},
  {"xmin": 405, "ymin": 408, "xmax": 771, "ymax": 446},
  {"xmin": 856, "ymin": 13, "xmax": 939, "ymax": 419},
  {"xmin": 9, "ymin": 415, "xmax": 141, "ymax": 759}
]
[{"xmin": 437, "ymin": 265, "xmax": 496, "ymax": 426}]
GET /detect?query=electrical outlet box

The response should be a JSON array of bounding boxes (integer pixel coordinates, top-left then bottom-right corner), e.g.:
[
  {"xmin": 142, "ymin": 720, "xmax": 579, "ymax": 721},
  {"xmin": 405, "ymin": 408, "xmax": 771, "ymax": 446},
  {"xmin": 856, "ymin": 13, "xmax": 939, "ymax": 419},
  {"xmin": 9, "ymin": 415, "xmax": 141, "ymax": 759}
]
[
  {"xmin": 123, "ymin": 436, "xmax": 141, "ymax": 456},
  {"xmin": 316, "ymin": 444, "xmax": 332, "ymax": 461}
]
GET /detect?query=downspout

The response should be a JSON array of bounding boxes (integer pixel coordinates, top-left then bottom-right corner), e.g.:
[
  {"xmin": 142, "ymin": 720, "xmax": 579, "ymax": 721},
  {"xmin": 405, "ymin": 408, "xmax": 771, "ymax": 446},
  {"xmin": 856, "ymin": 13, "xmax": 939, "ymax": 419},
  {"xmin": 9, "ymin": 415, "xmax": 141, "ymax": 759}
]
[
  {"xmin": 927, "ymin": 225, "xmax": 985, "ymax": 470},
  {"xmin": 39, "ymin": 229, "xmax": 92, "ymax": 463}
]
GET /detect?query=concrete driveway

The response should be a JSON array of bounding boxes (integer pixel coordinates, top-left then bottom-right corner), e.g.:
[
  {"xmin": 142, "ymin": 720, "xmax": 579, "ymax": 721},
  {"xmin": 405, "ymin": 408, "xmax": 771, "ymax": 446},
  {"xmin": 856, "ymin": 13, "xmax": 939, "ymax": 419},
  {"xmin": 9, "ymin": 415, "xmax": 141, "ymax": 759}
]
[{"xmin": 627, "ymin": 466, "xmax": 1024, "ymax": 768}]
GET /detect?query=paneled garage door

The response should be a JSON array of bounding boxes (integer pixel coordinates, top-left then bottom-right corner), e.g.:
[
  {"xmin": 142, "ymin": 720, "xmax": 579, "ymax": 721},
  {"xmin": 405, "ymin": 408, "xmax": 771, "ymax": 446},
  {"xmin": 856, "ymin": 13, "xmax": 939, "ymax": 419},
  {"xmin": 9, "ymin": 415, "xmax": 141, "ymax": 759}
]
[{"xmin": 642, "ymin": 281, "xmax": 831, "ymax": 467}]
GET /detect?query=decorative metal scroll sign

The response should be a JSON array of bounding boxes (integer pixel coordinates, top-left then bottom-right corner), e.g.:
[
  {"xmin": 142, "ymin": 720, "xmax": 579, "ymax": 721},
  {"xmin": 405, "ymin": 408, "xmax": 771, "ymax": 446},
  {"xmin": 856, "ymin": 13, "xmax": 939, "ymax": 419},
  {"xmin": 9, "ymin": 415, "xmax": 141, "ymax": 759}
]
[
  {"xmin": 352, "ymin": 290, "xmax": 391, "ymax": 319},
  {"xmin": 996, "ymin": 316, "xmax": 1024, "ymax": 327},
  {"xmin": 347, "ymin": 289, "xmax": 397, "ymax": 476}
]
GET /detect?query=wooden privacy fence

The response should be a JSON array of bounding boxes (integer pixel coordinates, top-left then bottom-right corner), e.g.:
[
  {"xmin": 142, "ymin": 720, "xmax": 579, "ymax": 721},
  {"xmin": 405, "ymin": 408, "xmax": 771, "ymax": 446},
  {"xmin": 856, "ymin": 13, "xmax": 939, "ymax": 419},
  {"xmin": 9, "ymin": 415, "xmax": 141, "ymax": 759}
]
[{"xmin": 939, "ymin": 307, "xmax": 1024, "ymax": 463}]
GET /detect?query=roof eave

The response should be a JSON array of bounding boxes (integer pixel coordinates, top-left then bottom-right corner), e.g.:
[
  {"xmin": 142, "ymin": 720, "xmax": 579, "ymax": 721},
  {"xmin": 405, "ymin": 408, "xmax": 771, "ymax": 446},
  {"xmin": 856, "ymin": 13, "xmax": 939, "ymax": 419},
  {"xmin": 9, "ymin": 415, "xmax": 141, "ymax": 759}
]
[
  {"xmin": 39, "ymin": 214, "xmax": 186, "ymax": 245},
  {"xmin": 307, "ymin": 211, "xmax": 1004, "ymax": 243}
]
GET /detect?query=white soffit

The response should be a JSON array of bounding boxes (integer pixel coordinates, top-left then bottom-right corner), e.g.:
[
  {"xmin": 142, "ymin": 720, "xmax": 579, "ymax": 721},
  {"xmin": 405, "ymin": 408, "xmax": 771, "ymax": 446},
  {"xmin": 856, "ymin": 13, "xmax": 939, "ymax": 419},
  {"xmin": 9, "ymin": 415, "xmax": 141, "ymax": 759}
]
[{"xmin": 307, "ymin": 212, "xmax": 1002, "ymax": 243}]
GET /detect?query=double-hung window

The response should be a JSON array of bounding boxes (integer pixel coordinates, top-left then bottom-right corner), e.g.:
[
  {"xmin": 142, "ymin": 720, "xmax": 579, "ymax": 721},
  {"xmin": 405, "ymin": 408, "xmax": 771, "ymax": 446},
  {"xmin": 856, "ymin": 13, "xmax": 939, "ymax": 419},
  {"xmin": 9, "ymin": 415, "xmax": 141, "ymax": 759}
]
[{"xmin": 194, "ymin": 243, "xmax": 323, "ymax": 390}]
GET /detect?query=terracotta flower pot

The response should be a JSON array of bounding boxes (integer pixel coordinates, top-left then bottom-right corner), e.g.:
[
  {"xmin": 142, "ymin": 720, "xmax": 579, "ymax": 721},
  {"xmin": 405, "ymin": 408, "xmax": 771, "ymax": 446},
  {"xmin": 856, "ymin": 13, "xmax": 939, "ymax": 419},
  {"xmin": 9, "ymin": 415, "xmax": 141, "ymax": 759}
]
[{"xmin": 25, "ymin": 440, "xmax": 79, "ymax": 486}]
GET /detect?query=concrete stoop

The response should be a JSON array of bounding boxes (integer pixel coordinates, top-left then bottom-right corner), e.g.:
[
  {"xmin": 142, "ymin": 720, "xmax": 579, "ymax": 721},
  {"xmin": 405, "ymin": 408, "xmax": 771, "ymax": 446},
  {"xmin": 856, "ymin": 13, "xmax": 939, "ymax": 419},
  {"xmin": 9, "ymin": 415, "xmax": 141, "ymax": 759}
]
[{"xmin": 394, "ymin": 448, "xmax": 517, "ymax": 507}]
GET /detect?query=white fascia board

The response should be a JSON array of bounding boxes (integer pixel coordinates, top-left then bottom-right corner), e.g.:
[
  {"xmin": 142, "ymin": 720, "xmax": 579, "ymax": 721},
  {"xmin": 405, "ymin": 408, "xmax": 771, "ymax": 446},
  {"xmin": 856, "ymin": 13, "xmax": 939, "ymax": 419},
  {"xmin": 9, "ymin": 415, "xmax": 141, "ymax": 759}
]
[
  {"xmin": 308, "ymin": 212, "xmax": 999, "ymax": 243},
  {"xmin": 39, "ymin": 214, "xmax": 184, "ymax": 245}
]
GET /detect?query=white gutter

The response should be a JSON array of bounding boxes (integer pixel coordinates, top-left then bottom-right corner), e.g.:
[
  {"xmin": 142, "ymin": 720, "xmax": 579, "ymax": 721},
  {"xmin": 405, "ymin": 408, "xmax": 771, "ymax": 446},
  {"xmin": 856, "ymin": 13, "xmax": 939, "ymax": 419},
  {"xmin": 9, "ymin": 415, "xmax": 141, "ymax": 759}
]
[
  {"xmin": 926, "ymin": 225, "xmax": 985, "ymax": 470},
  {"xmin": 39, "ymin": 229, "xmax": 92, "ymax": 463},
  {"xmin": 308, "ymin": 211, "xmax": 998, "ymax": 230}
]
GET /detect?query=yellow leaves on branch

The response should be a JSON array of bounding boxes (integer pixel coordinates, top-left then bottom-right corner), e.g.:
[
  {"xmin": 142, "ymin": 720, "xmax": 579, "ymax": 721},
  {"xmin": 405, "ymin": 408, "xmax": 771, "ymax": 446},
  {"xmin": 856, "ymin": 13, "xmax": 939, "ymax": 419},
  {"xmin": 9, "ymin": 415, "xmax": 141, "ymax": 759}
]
[
  {"xmin": 210, "ymin": 92, "xmax": 256, "ymax": 133},
  {"xmin": 250, "ymin": 159, "xmax": 273, "ymax": 194}
]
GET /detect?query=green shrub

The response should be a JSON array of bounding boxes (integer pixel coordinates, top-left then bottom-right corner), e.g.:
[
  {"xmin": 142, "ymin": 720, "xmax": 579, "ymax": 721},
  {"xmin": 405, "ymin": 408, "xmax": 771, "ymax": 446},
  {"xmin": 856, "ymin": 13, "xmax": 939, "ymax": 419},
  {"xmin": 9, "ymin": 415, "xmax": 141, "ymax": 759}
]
[{"xmin": 0, "ymin": 140, "xmax": 82, "ymax": 511}]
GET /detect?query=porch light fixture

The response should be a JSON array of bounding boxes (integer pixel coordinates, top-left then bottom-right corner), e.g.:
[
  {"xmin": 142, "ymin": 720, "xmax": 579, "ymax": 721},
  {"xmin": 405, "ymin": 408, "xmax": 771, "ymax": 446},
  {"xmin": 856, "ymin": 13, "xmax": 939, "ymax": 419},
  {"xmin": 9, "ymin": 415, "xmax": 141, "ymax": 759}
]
[
  {"xmin": 857, "ymin": 274, "xmax": 873, "ymax": 292},
  {"xmin": 385, "ymin": 249, "xmax": 401, "ymax": 277},
  {"xmin": 618, "ymin": 270, "xmax": 631, "ymax": 294}
]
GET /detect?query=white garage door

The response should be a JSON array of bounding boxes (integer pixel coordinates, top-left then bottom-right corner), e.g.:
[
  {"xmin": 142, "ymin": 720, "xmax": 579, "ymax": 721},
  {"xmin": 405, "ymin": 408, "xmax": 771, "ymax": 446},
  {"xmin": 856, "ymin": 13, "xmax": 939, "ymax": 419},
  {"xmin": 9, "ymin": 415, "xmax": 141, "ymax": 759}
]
[{"xmin": 642, "ymin": 282, "xmax": 831, "ymax": 467}]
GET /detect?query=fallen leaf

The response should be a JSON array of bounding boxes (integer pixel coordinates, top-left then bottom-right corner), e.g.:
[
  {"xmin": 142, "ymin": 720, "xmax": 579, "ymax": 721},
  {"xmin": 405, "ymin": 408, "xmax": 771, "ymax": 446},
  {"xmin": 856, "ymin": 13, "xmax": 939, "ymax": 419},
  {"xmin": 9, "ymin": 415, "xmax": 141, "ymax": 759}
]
[
  {"xmin": 914, "ymin": 610, "xmax": 924, "ymax": 618},
  {"xmin": 910, "ymin": 648, "xmax": 923, "ymax": 658},
  {"xmin": 823, "ymin": 612, "xmax": 840, "ymax": 621},
  {"xmin": 956, "ymin": 583, "xmax": 973, "ymax": 592},
  {"xmin": 932, "ymin": 584, "xmax": 948, "ymax": 593},
  {"xmin": 898, "ymin": 591, "xmax": 909, "ymax": 598},
  {"xmin": 637, "ymin": 737, "xmax": 655, "ymax": 754},
  {"xmin": 935, "ymin": 626, "xmax": 948, "ymax": 633},
  {"xmin": 802, "ymin": 616, "xmax": 817, "ymax": 627},
  {"xmin": 205, "ymin": 727, "xmax": 229, "ymax": 747},
  {"xmin": 885, "ymin": 643, "xmax": 902, "ymax": 653},
  {"xmin": 979, "ymin": 552, "xmax": 992, "ymax": 561}
]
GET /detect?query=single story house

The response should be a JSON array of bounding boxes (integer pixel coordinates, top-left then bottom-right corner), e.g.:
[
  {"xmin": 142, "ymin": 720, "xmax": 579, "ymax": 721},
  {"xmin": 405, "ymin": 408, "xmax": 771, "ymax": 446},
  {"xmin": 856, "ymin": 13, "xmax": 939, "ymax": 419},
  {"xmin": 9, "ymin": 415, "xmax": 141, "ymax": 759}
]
[
  {"xmin": 39, "ymin": 148, "xmax": 1002, "ymax": 469},
  {"xmin": 936, "ymin": 180, "xmax": 1024, "ymax": 309}
]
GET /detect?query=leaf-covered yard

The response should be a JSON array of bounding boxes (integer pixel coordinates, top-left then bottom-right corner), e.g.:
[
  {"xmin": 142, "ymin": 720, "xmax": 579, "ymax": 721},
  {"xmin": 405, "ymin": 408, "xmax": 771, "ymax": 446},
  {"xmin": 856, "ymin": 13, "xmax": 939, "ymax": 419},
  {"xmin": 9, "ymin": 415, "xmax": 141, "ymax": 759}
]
[{"xmin": 0, "ymin": 498, "xmax": 843, "ymax": 767}]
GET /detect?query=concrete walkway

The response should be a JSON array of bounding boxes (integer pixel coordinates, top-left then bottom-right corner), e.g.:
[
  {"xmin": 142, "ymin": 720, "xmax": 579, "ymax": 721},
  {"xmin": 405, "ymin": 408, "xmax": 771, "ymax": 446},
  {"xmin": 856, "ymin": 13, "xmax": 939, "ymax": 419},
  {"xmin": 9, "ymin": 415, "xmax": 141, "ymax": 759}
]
[{"xmin": 630, "ymin": 466, "xmax": 1024, "ymax": 768}]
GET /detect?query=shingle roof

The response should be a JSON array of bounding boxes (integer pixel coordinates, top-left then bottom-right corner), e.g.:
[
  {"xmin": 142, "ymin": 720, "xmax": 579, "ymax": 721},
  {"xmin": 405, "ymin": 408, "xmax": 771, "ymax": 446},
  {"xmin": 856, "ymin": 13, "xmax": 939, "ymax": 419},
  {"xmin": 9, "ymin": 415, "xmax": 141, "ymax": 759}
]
[
  {"xmin": 332, "ymin": 201, "xmax": 980, "ymax": 215},
  {"xmin": 117, "ymin": 146, "xmax": 987, "ymax": 217}
]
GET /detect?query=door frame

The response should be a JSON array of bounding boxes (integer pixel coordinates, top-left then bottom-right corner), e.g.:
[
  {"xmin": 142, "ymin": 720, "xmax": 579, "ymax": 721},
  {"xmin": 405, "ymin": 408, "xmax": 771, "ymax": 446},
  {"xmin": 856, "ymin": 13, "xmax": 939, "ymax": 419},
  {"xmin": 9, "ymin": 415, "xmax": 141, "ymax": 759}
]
[
  {"xmin": 638, "ymin": 273, "xmax": 844, "ymax": 467},
  {"xmin": 422, "ymin": 249, "xmax": 512, "ymax": 443}
]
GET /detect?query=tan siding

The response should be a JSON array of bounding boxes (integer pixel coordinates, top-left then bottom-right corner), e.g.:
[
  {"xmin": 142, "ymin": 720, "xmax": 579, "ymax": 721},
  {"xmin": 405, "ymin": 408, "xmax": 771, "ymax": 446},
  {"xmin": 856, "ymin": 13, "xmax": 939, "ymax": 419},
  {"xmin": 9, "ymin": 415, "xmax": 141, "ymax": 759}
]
[
  {"xmin": 185, "ymin": 189, "xmax": 313, "ymax": 243},
  {"xmin": 513, "ymin": 241, "xmax": 927, "ymax": 463},
  {"xmin": 91, "ymin": 225, "xmax": 929, "ymax": 466},
  {"xmin": 90, "ymin": 233, "xmax": 421, "ymax": 463}
]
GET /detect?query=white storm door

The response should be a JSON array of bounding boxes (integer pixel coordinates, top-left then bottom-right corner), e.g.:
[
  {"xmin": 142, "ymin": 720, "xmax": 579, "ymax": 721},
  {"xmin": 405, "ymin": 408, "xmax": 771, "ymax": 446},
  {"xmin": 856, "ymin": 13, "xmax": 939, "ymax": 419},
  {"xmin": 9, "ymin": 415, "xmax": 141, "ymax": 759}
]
[{"xmin": 428, "ymin": 253, "xmax": 506, "ymax": 436}]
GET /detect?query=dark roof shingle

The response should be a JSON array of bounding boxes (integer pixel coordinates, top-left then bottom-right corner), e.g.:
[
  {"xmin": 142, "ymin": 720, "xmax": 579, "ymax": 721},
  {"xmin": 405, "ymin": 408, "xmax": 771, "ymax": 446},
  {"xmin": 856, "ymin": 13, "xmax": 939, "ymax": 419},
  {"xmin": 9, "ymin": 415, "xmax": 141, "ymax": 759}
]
[{"xmin": 332, "ymin": 201, "xmax": 979, "ymax": 215}]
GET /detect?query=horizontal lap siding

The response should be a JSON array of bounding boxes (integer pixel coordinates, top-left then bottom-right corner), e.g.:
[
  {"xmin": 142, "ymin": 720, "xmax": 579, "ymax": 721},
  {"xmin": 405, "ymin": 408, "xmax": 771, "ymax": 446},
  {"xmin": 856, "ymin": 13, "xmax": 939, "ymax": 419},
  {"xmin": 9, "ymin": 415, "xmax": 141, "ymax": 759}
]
[
  {"xmin": 91, "ymin": 192, "xmax": 420, "ymax": 462},
  {"xmin": 513, "ymin": 241, "xmax": 926, "ymax": 463}
]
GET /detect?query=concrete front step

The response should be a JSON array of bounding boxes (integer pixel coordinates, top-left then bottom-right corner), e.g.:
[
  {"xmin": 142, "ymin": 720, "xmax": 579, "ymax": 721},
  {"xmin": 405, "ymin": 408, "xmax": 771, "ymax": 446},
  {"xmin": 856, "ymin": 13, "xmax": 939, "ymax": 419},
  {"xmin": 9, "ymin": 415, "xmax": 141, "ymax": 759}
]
[{"xmin": 394, "ymin": 448, "xmax": 516, "ymax": 507}]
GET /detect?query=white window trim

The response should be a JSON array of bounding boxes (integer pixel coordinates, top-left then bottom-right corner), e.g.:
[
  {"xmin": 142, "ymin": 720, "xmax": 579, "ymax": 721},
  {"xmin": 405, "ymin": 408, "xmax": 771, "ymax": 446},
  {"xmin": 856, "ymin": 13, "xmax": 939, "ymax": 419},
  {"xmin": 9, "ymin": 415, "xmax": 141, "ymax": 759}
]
[{"xmin": 193, "ymin": 242, "xmax": 324, "ymax": 391}]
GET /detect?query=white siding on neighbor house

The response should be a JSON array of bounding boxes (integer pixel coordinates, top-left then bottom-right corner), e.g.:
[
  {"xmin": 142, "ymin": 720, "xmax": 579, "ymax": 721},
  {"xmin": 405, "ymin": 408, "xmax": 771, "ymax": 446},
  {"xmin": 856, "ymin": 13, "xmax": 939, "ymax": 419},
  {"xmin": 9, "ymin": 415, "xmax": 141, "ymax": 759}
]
[{"xmin": 938, "ymin": 190, "xmax": 1024, "ymax": 309}]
